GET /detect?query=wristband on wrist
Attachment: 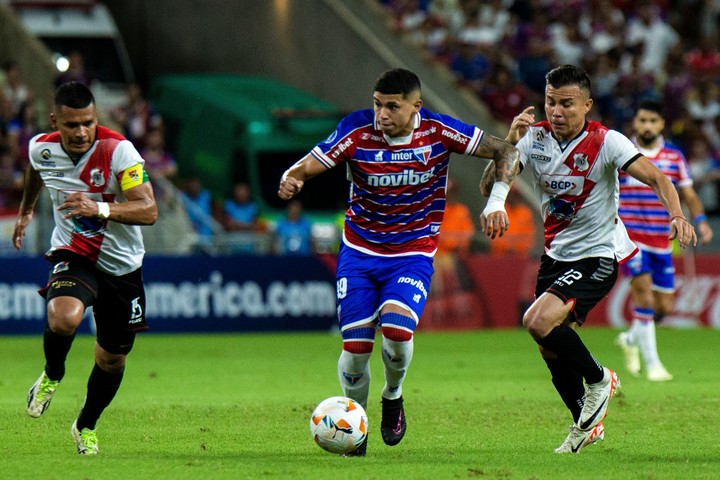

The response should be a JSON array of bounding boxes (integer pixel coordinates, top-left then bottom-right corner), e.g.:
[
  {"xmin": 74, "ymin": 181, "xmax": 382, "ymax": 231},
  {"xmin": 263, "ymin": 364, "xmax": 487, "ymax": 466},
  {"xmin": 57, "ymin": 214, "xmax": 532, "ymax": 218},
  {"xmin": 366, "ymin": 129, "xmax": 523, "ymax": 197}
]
[
  {"xmin": 694, "ymin": 214, "xmax": 707, "ymax": 224},
  {"xmin": 97, "ymin": 202, "xmax": 110, "ymax": 219},
  {"xmin": 482, "ymin": 182, "xmax": 511, "ymax": 216}
]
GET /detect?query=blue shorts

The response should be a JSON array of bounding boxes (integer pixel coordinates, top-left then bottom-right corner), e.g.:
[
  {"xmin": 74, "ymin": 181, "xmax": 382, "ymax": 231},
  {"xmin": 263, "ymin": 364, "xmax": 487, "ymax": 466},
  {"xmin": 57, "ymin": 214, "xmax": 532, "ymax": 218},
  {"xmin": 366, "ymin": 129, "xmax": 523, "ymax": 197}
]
[
  {"xmin": 620, "ymin": 248, "xmax": 675, "ymax": 293},
  {"xmin": 335, "ymin": 245, "xmax": 434, "ymax": 332}
]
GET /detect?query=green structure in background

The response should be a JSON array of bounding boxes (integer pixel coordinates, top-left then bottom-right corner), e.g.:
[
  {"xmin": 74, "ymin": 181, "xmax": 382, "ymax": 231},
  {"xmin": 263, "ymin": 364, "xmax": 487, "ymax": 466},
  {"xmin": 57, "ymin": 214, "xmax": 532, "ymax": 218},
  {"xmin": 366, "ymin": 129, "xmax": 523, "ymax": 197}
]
[{"xmin": 149, "ymin": 74, "xmax": 348, "ymax": 222}]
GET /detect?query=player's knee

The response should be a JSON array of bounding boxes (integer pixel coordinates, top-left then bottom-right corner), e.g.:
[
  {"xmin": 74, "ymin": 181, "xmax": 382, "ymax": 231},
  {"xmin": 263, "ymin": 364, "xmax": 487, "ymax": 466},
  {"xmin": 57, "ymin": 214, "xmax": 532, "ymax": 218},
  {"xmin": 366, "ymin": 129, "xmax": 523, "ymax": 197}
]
[
  {"xmin": 379, "ymin": 312, "xmax": 416, "ymax": 342},
  {"xmin": 47, "ymin": 298, "xmax": 85, "ymax": 335},
  {"xmin": 381, "ymin": 325, "xmax": 413, "ymax": 342},
  {"xmin": 341, "ymin": 326, "xmax": 376, "ymax": 354},
  {"xmin": 95, "ymin": 355, "xmax": 126, "ymax": 375},
  {"xmin": 522, "ymin": 311, "xmax": 554, "ymax": 340},
  {"xmin": 343, "ymin": 340, "xmax": 374, "ymax": 354}
]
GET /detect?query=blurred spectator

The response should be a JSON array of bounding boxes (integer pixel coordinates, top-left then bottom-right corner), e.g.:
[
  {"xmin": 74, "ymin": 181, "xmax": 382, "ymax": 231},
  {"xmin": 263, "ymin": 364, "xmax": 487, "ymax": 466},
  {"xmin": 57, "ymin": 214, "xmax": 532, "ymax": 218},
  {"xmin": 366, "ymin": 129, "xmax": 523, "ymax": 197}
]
[
  {"xmin": 686, "ymin": 136, "xmax": 720, "ymax": 215},
  {"xmin": 0, "ymin": 146, "xmax": 23, "ymax": 212},
  {"xmin": 1, "ymin": 61, "xmax": 31, "ymax": 118},
  {"xmin": 684, "ymin": 34, "xmax": 720, "ymax": 80},
  {"xmin": 54, "ymin": 51, "xmax": 94, "ymax": 87},
  {"xmin": 489, "ymin": 186, "xmax": 537, "ymax": 257},
  {"xmin": 222, "ymin": 181, "xmax": 264, "ymax": 232},
  {"xmin": 139, "ymin": 125, "xmax": 177, "ymax": 202},
  {"xmin": 579, "ymin": 0, "xmax": 625, "ymax": 56},
  {"xmin": 111, "ymin": 82, "xmax": 161, "ymax": 148},
  {"xmin": 448, "ymin": 42, "xmax": 491, "ymax": 89},
  {"xmin": 6, "ymin": 101, "xmax": 40, "ymax": 171},
  {"xmin": 457, "ymin": 0, "xmax": 509, "ymax": 48},
  {"xmin": 662, "ymin": 47, "xmax": 695, "ymax": 126},
  {"xmin": 588, "ymin": 52, "xmax": 621, "ymax": 126},
  {"xmin": 0, "ymin": 92, "xmax": 14, "ymax": 148},
  {"xmin": 549, "ymin": 10, "xmax": 587, "ymax": 66},
  {"xmin": 274, "ymin": 199, "xmax": 313, "ymax": 255},
  {"xmin": 516, "ymin": 34, "xmax": 553, "ymax": 96},
  {"xmin": 180, "ymin": 176, "xmax": 216, "ymax": 249},
  {"xmin": 612, "ymin": 51, "xmax": 659, "ymax": 132},
  {"xmin": 427, "ymin": 0, "xmax": 465, "ymax": 34},
  {"xmin": 624, "ymin": 0, "xmax": 679, "ymax": 74},
  {"xmin": 479, "ymin": 63, "xmax": 539, "ymax": 124},
  {"xmin": 684, "ymin": 77, "xmax": 720, "ymax": 148},
  {"xmin": 388, "ymin": 0, "xmax": 428, "ymax": 33},
  {"xmin": 140, "ymin": 125, "xmax": 177, "ymax": 179}
]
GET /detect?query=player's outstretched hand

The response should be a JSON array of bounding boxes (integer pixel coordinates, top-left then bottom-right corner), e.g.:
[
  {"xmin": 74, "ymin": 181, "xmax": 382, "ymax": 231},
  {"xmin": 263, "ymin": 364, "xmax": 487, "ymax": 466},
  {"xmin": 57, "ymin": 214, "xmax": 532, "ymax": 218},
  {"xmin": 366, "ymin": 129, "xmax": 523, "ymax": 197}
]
[
  {"xmin": 669, "ymin": 216, "xmax": 697, "ymax": 249},
  {"xmin": 278, "ymin": 175, "xmax": 304, "ymax": 200},
  {"xmin": 480, "ymin": 210, "xmax": 509, "ymax": 240}
]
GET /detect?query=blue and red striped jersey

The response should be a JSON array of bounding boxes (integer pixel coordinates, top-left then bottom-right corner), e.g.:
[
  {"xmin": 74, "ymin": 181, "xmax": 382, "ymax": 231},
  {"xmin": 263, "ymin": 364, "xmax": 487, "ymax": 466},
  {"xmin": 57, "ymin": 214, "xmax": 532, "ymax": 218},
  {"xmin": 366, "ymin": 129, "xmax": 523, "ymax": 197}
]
[{"xmin": 311, "ymin": 107, "xmax": 483, "ymax": 256}]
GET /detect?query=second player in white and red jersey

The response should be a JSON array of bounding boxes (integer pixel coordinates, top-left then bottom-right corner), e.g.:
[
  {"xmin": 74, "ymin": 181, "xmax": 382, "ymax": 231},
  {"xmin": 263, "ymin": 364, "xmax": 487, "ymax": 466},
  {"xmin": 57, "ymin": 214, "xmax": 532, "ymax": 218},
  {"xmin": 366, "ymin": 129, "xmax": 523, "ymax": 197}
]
[
  {"xmin": 516, "ymin": 120, "xmax": 640, "ymax": 263},
  {"xmin": 28, "ymin": 125, "xmax": 149, "ymax": 275}
]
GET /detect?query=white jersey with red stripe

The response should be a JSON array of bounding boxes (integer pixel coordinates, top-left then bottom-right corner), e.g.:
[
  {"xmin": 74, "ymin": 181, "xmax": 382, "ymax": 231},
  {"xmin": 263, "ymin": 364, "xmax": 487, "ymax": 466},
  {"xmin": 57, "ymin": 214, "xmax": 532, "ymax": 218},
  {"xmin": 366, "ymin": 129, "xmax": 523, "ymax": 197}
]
[
  {"xmin": 618, "ymin": 137, "xmax": 692, "ymax": 253},
  {"xmin": 517, "ymin": 120, "xmax": 639, "ymax": 262},
  {"xmin": 311, "ymin": 107, "xmax": 483, "ymax": 257},
  {"xmin": 29, "ymin": 126, "xmax": 148, "ymax": 275}
]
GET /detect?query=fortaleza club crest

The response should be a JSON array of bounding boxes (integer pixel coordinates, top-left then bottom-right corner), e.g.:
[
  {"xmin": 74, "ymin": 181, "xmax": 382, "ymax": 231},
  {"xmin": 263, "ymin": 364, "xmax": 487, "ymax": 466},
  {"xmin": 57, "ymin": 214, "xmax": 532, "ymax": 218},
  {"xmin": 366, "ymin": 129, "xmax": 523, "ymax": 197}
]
[
  {"xmin": 573, "ymin": 153, "xmax": 589, "ymax": 172},
  {"xmin": 90, "ymin": 168, "xmax": 106, "ymax": 187}
]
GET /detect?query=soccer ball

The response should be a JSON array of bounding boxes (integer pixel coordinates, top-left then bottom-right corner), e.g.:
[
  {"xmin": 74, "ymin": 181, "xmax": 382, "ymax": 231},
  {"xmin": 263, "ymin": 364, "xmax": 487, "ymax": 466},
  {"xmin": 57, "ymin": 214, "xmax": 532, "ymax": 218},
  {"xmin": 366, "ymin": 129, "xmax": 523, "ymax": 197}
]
[{"xmin": 309, "ymin": 396, "xmax": 368, "ymax": 454}]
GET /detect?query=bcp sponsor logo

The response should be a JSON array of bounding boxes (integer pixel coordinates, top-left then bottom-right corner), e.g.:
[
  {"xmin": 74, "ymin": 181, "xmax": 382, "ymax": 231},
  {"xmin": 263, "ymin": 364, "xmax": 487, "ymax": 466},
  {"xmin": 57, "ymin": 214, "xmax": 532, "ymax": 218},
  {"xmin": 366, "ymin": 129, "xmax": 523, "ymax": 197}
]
[{"xmin": 540, "ymin": 174, "xmax": 583, "ymax": 195}]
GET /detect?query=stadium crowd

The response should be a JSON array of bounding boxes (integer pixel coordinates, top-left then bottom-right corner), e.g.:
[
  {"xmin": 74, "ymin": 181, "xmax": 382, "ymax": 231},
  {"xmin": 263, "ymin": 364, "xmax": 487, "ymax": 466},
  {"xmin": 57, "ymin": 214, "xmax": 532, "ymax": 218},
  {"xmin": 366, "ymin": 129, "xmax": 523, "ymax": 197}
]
[{"xmin": 378, "ymin": 0, "xmax": 720, "ymax": 213}]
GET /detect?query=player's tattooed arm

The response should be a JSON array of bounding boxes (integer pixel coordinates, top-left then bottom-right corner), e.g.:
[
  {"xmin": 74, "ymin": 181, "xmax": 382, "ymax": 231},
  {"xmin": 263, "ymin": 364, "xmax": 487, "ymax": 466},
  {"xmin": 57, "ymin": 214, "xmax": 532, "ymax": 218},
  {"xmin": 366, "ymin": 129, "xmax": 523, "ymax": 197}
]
[{"xmin": 476, "ymin": 134, "xmax": 520, "ymax": 197}]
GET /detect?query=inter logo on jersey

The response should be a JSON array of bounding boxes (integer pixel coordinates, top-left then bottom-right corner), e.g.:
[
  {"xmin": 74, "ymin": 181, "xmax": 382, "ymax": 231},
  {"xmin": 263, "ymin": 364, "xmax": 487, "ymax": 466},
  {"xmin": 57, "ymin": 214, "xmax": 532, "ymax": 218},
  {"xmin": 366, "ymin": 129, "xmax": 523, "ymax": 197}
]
[{"xmin": 41, "ymin": 149, "xmax": 52, "ymax": 160}]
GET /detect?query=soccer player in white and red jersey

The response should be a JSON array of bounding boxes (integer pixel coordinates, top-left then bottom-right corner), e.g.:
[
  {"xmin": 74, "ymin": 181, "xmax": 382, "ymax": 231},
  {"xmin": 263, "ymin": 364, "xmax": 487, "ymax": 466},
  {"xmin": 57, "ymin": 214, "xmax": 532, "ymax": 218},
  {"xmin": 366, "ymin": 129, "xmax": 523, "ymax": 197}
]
[
  {"xmin": 278, "ymin": 68, "xmax": 520, "ymax": 456},
  {"xmin": 616, "ymin": 100, "xmax": 713, "ymax": 381},
  {"xmin": 485, "ymin": 65, "xmax": 696, "ymax": 453},
  {"xmin": 13, "ymin": 81, "xmax": 158, "ymax": 455}
]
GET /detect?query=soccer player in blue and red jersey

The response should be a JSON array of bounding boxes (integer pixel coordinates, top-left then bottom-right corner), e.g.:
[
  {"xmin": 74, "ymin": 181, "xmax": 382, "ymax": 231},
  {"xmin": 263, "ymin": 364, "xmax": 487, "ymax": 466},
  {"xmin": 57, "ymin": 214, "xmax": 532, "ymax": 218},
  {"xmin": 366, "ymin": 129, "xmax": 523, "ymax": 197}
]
[
  {"xmin": 278, "ymin": 68, "xmax": 520, "ymax": 456},
  {"xmin": 616, "ymin": 100, "xmax": 713, "ymax": 381}
]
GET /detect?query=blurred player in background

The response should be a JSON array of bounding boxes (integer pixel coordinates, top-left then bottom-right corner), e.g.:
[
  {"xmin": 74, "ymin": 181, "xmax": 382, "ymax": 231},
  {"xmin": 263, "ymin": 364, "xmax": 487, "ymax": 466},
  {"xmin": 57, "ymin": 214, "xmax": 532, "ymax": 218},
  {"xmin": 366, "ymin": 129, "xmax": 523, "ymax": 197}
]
[
  {"xmin": 13, "ymin": 81, "xmax": 158, "ymax": 455},
  {"xmin": 484, "ymin": 65, "xmax": 696, "ymax": 453},
  {"xmin": 616, "ymin": 100, "xmax": 713, "ymax": 381},
  {"xmin": 279, "ymin": 68, "xmax": 519, "ymax": 456}
]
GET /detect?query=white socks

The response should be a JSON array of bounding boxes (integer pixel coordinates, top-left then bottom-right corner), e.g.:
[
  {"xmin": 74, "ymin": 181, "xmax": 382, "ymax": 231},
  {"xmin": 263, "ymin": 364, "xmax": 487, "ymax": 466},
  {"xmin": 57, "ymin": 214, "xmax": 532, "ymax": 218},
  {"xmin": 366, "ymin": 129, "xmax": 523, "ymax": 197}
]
[
  {"xmin": 337, "ymin": 350, "xmax": 371, "ymax": 409},
  {"xmin": 629, "ymin": 318, "xmax": 662, "ymax": 370},
  {"xmin": 381, "ymin": 337, "xmax": 414, "ymax": 400}
]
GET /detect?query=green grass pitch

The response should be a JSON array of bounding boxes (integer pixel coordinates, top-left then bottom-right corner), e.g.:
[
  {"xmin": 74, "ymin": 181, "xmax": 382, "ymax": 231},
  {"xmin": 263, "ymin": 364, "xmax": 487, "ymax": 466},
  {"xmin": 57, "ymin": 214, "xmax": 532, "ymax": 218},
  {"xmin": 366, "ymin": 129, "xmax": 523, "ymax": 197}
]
[{"xmin": 1, "ymin": 327, "xmax": 718, "ymax": 479}]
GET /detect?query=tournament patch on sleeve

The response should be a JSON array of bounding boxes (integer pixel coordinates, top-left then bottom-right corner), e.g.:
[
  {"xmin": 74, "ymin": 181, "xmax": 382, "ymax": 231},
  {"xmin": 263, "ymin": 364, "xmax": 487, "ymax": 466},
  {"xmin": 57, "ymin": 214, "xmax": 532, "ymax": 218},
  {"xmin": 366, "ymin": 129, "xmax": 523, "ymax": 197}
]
[{"xmin": 119, "ymin": 163, "xmax": 149, "ymax": 191}]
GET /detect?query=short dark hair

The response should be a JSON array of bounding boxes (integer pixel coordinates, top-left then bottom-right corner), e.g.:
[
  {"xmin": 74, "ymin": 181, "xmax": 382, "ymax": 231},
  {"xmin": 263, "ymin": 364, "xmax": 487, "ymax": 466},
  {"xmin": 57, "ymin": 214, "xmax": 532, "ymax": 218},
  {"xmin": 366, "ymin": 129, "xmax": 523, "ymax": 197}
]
[
  {"xmin": 546, "ymin": 65, "xmax": 591, "ymax": 95},
  {"xmin": 373, "ymin": 68, "xmax": 421, "ymax": 97},
  {"xmin": 54, "ymin": 81, "xmax": 95, "ymax": 109},
  {"xmin": 636, "ymin": 99, "xmax": 663, "ymax": 117}
]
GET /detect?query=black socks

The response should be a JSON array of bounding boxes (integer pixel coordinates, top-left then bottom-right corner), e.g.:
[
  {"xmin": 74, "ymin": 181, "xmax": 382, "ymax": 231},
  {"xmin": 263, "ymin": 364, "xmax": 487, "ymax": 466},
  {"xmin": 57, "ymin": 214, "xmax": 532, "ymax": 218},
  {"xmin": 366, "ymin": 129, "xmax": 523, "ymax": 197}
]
[
  {"xmin": 537, "ymin": 324, "xmax": 604, "ymax": 385},
  {"xmin": 43, "ymin": 324, "xmax": 75, "ymax": 381},
  {"xmin": 77, "ymin": 364, "xmax": 124, "ymax": 431}
]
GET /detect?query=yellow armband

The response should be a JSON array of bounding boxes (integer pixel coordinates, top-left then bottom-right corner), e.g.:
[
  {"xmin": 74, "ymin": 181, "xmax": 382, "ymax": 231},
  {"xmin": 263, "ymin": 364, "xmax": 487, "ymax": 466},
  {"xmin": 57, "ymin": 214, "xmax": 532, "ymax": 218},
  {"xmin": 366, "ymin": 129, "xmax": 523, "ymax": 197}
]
[{"xmin": 119, "ymin": 163, "xmax": 149, "ymax": 191}]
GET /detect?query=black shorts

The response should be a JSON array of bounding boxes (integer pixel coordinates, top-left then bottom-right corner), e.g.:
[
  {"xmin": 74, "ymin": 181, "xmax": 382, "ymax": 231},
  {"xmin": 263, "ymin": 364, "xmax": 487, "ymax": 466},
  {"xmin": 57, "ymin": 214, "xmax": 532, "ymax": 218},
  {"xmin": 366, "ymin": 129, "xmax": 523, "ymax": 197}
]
[
  {"xmin": 534, "ymin": 255, "xmax": 618, "ymax": 326},
  {"xmin": 40, "ymin": 251, "xmax": 148, "ymax": 354}
]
